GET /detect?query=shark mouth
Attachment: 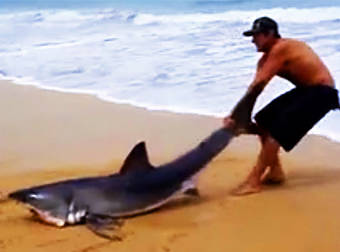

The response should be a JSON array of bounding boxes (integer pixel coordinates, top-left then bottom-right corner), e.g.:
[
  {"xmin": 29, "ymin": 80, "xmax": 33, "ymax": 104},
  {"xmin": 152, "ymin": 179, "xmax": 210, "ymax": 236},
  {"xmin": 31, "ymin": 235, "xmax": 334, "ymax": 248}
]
[{"xmin": 28, "ymin": 205, "xmax": 66, "ymax": 227}]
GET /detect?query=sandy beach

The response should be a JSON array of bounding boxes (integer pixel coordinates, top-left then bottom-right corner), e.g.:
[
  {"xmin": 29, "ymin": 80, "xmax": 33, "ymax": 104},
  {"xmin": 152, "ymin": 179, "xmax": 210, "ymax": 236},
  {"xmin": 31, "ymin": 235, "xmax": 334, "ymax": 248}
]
[{"xmin": 1, "ymin": 79, "xmax": 340, "ymax": 252}]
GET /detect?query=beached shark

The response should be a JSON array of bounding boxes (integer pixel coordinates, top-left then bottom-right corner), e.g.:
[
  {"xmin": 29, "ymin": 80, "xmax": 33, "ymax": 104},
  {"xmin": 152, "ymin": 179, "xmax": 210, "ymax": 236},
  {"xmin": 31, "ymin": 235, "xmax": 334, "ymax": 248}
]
[{"xmin": 9, "ymin": 127, "xmax": 234, "ymax": 240}]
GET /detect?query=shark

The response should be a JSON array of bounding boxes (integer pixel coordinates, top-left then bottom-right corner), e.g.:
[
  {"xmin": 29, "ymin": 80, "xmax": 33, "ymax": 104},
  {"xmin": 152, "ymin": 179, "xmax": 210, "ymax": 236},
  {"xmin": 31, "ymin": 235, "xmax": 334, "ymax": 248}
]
[{"xmin": 9, "ymin": 127, "xmax": 234, "ymax": 240}]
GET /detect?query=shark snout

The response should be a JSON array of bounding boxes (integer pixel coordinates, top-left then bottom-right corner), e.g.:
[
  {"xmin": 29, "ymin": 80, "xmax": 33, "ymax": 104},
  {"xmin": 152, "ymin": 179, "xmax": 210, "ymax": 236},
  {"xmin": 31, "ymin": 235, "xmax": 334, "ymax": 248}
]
[
  {"xmin": 9, "ymin": 190, "xmax": 28, "ymax": 202},
  {"xmin": 9, "ymin": 189, "xmax": 42, "ymax": 203}
]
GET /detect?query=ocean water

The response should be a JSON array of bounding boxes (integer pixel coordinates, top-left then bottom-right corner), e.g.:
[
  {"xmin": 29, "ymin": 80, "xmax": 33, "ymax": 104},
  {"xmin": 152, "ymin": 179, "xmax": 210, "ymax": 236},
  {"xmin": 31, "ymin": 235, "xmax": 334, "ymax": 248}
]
[{"xmin": 1, "ymin": 0, "xmax": 340, "ymax": 142}]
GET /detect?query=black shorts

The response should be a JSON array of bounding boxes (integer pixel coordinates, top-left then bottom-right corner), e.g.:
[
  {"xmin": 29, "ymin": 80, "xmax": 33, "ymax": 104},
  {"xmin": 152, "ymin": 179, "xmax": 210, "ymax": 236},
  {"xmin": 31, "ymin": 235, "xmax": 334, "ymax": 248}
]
[{"xmin": 254, "ymin": 85, "xmax": 339, "ymax": 152}]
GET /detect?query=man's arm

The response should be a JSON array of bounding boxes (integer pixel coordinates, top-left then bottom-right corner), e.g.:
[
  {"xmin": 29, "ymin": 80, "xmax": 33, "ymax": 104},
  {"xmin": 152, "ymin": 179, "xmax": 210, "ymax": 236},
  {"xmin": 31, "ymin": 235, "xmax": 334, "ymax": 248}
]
[
  {"xmin": 226, "ymin": 80, "xmax": 266, "ymax": 134},
  {"xmin": 225, "ymin": 49, "xmax": 283, "ymax": 134}
]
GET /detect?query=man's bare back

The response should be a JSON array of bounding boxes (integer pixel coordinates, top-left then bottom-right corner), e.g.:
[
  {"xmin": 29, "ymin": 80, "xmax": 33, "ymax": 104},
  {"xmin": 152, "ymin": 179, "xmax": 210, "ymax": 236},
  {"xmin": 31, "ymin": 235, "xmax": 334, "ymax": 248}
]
[{"xmin": 261, "ymin": 38, "xmax": 334, "ymax": 88}]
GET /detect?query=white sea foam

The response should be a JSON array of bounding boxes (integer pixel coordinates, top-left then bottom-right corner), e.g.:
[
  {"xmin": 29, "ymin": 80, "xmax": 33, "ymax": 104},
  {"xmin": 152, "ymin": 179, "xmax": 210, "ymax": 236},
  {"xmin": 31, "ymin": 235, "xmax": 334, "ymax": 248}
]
[
  {"xmin": 134, "ymin": 7, "xmax": 340, "ymax": 25},
  {"xmin": 0, "ymin": 7, "xmax": 339, "ymax": 142}
]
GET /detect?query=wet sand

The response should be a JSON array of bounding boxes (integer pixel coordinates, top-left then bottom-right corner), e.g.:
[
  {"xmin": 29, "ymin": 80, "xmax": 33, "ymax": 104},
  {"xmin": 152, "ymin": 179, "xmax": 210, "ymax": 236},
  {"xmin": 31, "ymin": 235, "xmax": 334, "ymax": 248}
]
[{"xmin": 1, "ymin": 80, "xmax": 340, "ymax": 251}]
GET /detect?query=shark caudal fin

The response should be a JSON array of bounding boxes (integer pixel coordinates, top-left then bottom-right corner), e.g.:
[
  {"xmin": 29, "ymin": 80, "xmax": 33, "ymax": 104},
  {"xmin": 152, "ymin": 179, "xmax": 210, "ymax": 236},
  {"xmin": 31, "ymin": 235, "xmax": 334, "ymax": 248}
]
[{"xmin": 119, "ymin": 142, "xmax": 155, "ymax": 175}]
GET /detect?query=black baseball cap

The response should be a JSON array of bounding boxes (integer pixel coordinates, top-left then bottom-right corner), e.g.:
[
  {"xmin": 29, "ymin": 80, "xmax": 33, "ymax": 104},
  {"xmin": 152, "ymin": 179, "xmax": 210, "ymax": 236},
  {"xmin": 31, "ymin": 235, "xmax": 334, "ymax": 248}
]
[{"xmin": 243, "ymin": 17, "xmax": 280, "ymax": 37}]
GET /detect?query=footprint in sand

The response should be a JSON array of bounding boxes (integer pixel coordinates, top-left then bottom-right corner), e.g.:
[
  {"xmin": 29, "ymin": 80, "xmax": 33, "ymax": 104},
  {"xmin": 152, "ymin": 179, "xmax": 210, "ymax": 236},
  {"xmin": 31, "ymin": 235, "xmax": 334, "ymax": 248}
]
[
  {"xmin": 0, "ymin": 191, "xmax": 8, "ymax": 202},
  {"xmin": 162, "ymin": 233, "xmax": 188, "ymax": 252},
  {"xmin": 168, "ymin": 232, "xmax": 188, "ymax": 243},
  {"xmin": 162, "ymin": 246, "xmax": 171, "ymax": 252}
]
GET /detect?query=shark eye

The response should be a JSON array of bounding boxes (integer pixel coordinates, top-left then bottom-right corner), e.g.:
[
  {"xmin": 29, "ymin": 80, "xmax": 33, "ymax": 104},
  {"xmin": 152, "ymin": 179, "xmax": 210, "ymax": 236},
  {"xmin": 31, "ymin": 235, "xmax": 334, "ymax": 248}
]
[{"xmin": 28, "ymin": 193, "xmax": 46, "ymax": 200}]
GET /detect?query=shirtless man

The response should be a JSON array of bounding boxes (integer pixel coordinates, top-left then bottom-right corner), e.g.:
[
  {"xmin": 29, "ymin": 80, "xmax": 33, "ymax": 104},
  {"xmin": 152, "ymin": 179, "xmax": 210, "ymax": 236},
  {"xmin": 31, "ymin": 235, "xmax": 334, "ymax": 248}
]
[{"xmin": 224, "ymin": 17, "xmax": 339, "ymax": 195}]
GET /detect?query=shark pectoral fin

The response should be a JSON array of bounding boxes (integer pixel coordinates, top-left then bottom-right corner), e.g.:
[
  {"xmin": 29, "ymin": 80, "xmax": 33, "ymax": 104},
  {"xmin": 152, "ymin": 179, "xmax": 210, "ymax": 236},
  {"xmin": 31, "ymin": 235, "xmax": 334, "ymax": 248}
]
[{"xmin": 86, "ymin": 214, "xmax": 125, "ymax": 241}]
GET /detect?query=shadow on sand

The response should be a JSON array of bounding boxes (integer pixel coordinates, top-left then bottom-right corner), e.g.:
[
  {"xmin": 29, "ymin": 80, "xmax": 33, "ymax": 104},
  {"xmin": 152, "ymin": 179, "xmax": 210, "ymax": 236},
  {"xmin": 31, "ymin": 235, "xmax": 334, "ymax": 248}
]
[{"xmin": 272, "ymin": 167, "xmax": 340, "ymax": 191}]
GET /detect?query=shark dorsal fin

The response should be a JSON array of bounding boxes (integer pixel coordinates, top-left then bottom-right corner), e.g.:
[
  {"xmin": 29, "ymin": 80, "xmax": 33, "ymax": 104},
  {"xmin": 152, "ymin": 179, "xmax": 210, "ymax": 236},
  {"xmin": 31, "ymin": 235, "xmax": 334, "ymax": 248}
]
[{"xmin": 119, "ymin": 142, "xmax": 154, "ymax": 175}]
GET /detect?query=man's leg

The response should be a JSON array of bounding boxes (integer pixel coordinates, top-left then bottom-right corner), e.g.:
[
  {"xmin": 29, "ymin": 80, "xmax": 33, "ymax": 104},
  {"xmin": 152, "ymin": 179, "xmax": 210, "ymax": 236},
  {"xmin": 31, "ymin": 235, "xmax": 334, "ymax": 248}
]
[
  {"xmin": 261, "ymin": 155, "xmax": 285, "ymax": 184},
  {"xmin": 232, "ymin": 132, "xmax": 283, "ymax": 195}
]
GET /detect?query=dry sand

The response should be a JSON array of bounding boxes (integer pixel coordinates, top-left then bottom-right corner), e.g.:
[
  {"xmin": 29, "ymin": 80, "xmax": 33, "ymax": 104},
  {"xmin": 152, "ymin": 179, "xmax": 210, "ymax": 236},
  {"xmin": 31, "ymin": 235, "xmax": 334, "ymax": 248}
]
[{"xmin": 0, "ymin": 79, "xmax": 340, "ymax": 251}]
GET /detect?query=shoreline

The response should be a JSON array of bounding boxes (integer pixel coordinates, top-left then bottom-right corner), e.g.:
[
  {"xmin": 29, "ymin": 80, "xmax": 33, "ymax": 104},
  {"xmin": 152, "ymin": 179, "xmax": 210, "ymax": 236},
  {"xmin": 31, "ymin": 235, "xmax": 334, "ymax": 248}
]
[
  {"xmin": 1, "ymin": 79, "xmax": 340, "ymax": 251},
  {"xmin": 2, "ymin": 77, "xmax": 339, "ymax": 144}
]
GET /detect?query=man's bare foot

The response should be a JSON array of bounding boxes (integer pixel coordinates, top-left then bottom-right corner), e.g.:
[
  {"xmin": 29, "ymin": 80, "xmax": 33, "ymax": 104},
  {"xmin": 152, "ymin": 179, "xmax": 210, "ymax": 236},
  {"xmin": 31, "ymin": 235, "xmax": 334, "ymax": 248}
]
[
  {"xmin": 231, "ymin": 182, "xmax": 261, "ymax": 196},
  {"xmin": 261, "ymin": 170, "xmax": 285, "ymax": 185}
]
